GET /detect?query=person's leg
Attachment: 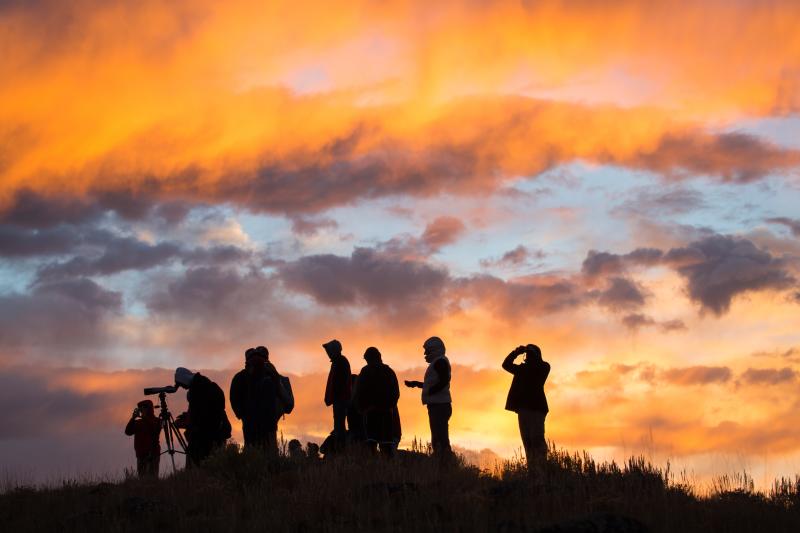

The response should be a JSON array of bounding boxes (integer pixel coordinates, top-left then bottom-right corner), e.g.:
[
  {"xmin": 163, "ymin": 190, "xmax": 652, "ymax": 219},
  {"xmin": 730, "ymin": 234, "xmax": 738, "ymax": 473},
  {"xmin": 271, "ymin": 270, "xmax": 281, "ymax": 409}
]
[
  {"xmin": 265, "ymin": 430, "xmax": 279, "ymax": 457},
  {"xmin": 427, "ymin": 403, "xmax": 452, "ymax": 455},
  {"xmin": 531, "ymin": 412, "xmax": 547, "ymax": 461},
  {"xmin": 518, "ymin": 410, "xmax": 533, "ymax": 464},
  {"xmin": 332, "ymin": 401, "xmax": 348, "ymax": 449},
  {"xmin": 440, "ymin": 403, "xmax": 452, "ymax": 454},
  {"xmin": 136, "ymin": 456, "xmax": 146, "ymax": 478}
]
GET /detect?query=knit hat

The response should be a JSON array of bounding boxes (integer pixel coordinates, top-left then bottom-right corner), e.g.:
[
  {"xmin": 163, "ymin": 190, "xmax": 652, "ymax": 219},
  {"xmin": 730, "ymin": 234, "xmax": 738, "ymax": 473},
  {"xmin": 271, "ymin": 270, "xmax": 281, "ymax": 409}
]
[
  {"xmin": 255, "ymin": 345, "xmax": 269, "ymax": 360},
  {"xmin": 174, "ymin": 367, "xmax": 195, "ymax": 387}
]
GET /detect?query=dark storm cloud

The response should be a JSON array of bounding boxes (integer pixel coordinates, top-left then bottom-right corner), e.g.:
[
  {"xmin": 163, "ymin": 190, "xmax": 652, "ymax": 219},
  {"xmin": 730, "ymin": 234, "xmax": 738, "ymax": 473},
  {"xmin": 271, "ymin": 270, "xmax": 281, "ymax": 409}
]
[
  {"xmin": 665, "ymin": 235, "xmax": 796, "ymax": 315},
  {"xmin": 621, "ymin": 313, "xmax": 686, "ymax": 332},
  {"xmin": 36, "ymin": 238, "xmax": 182, "ymax": 280},
  {"xmin": 627, "ymin": 132, "xmax": 800, "ymax": 182},
  {"xmin": 581, "ymin": 248, "xmax": 663, "ymax": 277},
  {"xmin": 146, "ymin": 266, "xmax": 275, "ymax": 318},
  {"xmin": 0, "ymin": 278, "xmax": 122, "ymax": 355},
  {"xmin": 0, "ymin": 224, "xmax": 82, "ymax": 256},
  {"xmin": 766, "ymin": 217, "xmax": 800, "ymax": 238},
  {"xmin": 0, "ymin": 369, "xmax": 106, "ymax": 438},
  {"xmin": 453, "ymin": 274, "xmax": 587, "ymax": 319},
  {"xmin": 480, "ymin": 245, "xmax": 546, "ymax": 269},
  {"xmin": 0, "ymin": 189, "xmax": 193, "ymax": 229},
  {"xmin": 740, "ymin": 367, "xmax": 797, "ymax": 385},
  {"xmin": 584, "ymin": 233, "xmax": 796, "ymax": 315},
  {"xmin": 596, "ymin": 277, "xmax": 647, "ymax": 311},
  {"xmin": 290, "ymin": 216, "xmax": 339, "ymax": 237},
  {"xmin": 279, "ymin": 247, "xmax": 449, "ymax": 312},
  {"xmin": 662, "ymin": 365, "xmax": 733, "ymax": 385},
  {"xmin": 613, "ymin": 186, "xmax": 707, "ymax": 217}
]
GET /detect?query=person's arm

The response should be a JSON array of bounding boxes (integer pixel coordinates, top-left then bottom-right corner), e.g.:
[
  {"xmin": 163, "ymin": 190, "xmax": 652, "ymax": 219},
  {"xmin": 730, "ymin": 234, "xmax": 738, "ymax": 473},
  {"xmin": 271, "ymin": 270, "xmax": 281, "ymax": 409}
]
[
  {"xmin": 502, "ymin": 346, "xmax": 525, "ymax": 374},
  {"xmin": 334, "ymin": 358, "xmax": 351, "ymax": 397},
  {"xmin": 229, "ymin": 374, "xmax": 243, "ymax": 420},
  {"xmin": 428, "ymin": 359, "xmax": 450, "ymax": 395},
  {"xmin": 125, "ymin": 415, "xmax": 138, "ymax": 436},
  {"xmin": 388, "ymin": 368, "xmax": 400, "ymax": 405}
]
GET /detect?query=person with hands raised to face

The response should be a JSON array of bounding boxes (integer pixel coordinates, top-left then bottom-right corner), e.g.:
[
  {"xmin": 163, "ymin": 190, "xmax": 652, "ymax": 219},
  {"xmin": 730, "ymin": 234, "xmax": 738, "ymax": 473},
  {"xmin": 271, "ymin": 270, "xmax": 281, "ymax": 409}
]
[{"xmin": 502, "ymin": 344, "xmax": 550, "ymax": 469}]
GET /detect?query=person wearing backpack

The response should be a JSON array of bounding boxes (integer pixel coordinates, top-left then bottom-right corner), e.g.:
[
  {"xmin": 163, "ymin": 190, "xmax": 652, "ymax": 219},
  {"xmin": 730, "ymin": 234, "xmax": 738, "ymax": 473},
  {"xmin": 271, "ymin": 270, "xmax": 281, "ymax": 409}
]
[
  {"xmin": 254, "ymin": 345, "xmax": 294, "ymax": 420},
  {"xmin": 352, "ymin": 347, "xmax": 401, "ymax": 457},
  {"xmin": 230, "ymin": 347, "xmax": 283, "ymax": 453}
]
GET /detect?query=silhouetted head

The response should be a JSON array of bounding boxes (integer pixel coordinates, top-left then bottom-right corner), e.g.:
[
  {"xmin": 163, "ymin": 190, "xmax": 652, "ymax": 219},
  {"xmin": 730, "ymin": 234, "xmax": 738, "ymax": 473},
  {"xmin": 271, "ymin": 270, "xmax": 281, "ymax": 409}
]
[
  {"xmin": 364, "ymin": 346, "xmax": 382, "ymax": 364},
  {"xmin": 524, "ymin": 344, "xmax": 542, "ymax": 362},
  {"xmin": 245, "ymin": 347, "xmax": 266, "ymax": 373},
  {"xmin": 174, "ymin": 367, "xmax": 195, "ymax": 389},
  {"xmin": 423, "ymin": 336, "xmax": 446, "ymax": 363},
  {"xmin": 255, "ymin": 345, "xmax": 269, "ymax": 360},
  {"xmin": 288, "ymin": 439, "xmax": 304, "ymax": 458},
  {"xmin": 137, "ymin": 399, "xmax": 155, "ymax": 417},
  {"xmin": 306, "ymin": 442, "xmax": 320, "ymax": 458},
  {"xmin": 322, "ymin": 339, "xmax": 343, "ymax": 360}
]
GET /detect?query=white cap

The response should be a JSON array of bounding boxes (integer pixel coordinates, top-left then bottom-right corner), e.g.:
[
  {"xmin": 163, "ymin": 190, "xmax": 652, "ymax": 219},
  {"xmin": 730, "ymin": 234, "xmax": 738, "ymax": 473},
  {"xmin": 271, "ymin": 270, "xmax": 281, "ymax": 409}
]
[{"xmin": 174, "ymin": 367, "xmax": 196, "ymax": 387}]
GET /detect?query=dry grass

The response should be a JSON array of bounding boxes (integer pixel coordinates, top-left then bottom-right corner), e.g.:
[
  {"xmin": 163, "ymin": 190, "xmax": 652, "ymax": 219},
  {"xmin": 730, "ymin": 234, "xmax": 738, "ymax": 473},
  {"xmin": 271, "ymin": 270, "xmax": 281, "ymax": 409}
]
[{"xmin": 1, "ymin": 443, "xmax": 799, "ymax": 532}]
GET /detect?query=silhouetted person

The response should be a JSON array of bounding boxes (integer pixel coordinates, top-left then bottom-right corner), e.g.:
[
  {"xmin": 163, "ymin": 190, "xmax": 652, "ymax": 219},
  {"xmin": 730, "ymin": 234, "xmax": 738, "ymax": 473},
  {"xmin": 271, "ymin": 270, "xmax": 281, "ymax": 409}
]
[
  {"xmin": 405, "ymin": 336, "xmax": 452, "ymax": 456},
  {"xmin": 125, "ymin": 399, "xmax": 161, "ymax": 478},
  {"xmin": 503, "ymin": 344, "xmax": 550, "ymax": 467},
  {"xmin": 174, "ymin": 367, "xmax": 231, "ymax": 466},
  {"xmin": 230, "ymin": 347, "xmax": 279, "ymax": 453},
  {"xmin": 306, "ymin": 442, "xmax": 320, "ymax": 460},
  {"xmin": 288, "ymin": 439, "xmax": 305, "ymax": 459},
  {"xmin": 347, "ymin": 374, "xmax": 367, "ymax": 443},
  {"xmin": 323, "ymin": 339, "xmax": 351, "ymax": 450},
  {"xmin": 352, "ymin": 347, "xmax": 401, "ymax": 457}
]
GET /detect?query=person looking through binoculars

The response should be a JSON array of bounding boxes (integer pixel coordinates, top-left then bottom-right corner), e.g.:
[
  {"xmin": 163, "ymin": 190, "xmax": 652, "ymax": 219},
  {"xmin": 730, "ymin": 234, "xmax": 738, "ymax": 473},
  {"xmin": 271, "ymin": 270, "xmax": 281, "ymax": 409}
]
[{"xmin": 124, "ymin": 399, "xmax": 161, "ymax": 478}]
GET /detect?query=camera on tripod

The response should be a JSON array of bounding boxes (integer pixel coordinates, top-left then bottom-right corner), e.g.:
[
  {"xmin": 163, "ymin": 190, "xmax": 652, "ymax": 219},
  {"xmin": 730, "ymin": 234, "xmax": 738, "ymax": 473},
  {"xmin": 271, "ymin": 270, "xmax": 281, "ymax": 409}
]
[{"xmin": 144, "ymin": 385, "xmax": 178, "ymax": 395}]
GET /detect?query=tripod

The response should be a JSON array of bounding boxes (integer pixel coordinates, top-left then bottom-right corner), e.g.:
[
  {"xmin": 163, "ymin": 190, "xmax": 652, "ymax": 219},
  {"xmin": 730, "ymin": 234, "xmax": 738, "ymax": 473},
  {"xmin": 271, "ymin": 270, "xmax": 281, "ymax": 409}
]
[{"xmin": 155, "ymin": 391, "xmax": 188, "ymax": 473}]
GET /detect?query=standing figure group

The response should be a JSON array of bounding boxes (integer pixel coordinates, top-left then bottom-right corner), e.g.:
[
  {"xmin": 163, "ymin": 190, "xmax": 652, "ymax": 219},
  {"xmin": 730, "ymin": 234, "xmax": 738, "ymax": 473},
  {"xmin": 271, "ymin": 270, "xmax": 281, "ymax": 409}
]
[{"xmin": 125, "ymin": 336, "xmax": 551, "ymax": 477}]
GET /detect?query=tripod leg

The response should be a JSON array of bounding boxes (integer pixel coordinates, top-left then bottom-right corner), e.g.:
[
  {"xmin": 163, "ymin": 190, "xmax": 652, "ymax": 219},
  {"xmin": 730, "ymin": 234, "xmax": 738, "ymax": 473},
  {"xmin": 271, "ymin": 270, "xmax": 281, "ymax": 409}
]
[{"xmin": 161, "ymin": 415, "xmax": 178, "ymax": 473}]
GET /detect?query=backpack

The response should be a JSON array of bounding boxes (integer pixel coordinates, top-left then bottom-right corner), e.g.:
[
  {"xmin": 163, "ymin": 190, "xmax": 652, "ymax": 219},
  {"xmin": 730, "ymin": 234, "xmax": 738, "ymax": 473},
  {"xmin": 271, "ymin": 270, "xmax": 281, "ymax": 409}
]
[{"xmin": 276, "ymin": 375, "xmax": 294, "ymax": 415}]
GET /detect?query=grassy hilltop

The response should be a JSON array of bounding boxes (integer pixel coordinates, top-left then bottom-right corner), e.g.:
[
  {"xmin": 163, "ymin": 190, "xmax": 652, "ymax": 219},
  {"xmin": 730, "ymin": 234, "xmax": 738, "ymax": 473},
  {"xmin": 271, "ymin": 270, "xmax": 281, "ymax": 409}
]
[{"xmin": 2, "ymin": 444, "xmax": 800, "ymax": 532}]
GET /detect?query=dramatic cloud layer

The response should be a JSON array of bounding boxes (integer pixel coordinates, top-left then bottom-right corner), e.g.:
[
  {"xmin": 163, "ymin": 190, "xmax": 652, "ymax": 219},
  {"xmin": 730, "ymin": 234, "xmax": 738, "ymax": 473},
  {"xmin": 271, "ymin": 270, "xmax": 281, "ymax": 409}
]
[{"xmin": 1, "ymin": 0, "xmax": 800, "ymax": 484}]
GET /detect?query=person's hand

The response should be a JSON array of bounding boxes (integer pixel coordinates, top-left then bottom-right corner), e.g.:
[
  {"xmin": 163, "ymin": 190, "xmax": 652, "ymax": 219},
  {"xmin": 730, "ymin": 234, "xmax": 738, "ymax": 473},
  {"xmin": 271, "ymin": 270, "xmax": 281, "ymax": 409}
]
[
  {"xmin": 516, "ymin": 345, "xmax": 527, "ymax": 355},
  {"xmin": 404, "ymin": 380, "xmax": 423, "ymax": 388},
  {"xmin": 132, "ymin": 408, "xmax": 140, "ymax": 418}
]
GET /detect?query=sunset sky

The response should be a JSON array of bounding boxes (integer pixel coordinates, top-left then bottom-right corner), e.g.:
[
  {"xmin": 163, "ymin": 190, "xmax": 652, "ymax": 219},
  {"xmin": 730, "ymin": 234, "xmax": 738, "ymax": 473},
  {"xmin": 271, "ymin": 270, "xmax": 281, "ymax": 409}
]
[{"xmin": 1, "ymin": 0, "xmax": 800, "ymax": 488}]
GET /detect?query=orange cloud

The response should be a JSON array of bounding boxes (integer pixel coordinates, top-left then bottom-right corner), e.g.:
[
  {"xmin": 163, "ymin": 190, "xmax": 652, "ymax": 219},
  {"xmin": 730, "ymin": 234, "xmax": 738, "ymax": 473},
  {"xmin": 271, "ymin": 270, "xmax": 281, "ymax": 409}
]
[{"xmin": 2, "ymin": 2, "xmax": 800, "ymax": 215}]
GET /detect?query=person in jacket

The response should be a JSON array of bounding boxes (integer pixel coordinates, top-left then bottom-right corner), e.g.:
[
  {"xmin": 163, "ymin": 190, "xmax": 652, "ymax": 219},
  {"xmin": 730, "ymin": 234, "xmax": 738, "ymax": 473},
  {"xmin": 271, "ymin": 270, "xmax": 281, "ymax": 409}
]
[
  {"xmin": 230, "ymin": 347, "xmax": 279, "ymax": 452},
  {"xmin": 347, "ymin": 373, "xmax": 367, "ymax": 443},
  {"xmin": 352, "ymin": 347, "xmax": 401, "ymax": 457},
  {"xmin": 124, "ymin": 399, "xmax": 161, "ymax": 478},
  {"xmin": 323, "ymin": 339, "xmax": 351, "ymax": 450},
  {"xmin": 502, "ymin": 344, "xmax": 550, "ymax": 467},
  {"xmin": 404, "ymin": 336, "xmax": 452, "ymax": 456},
  {"xmin": 174, "ymin": 367, "xmax": 231, "ymax": 466}
]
